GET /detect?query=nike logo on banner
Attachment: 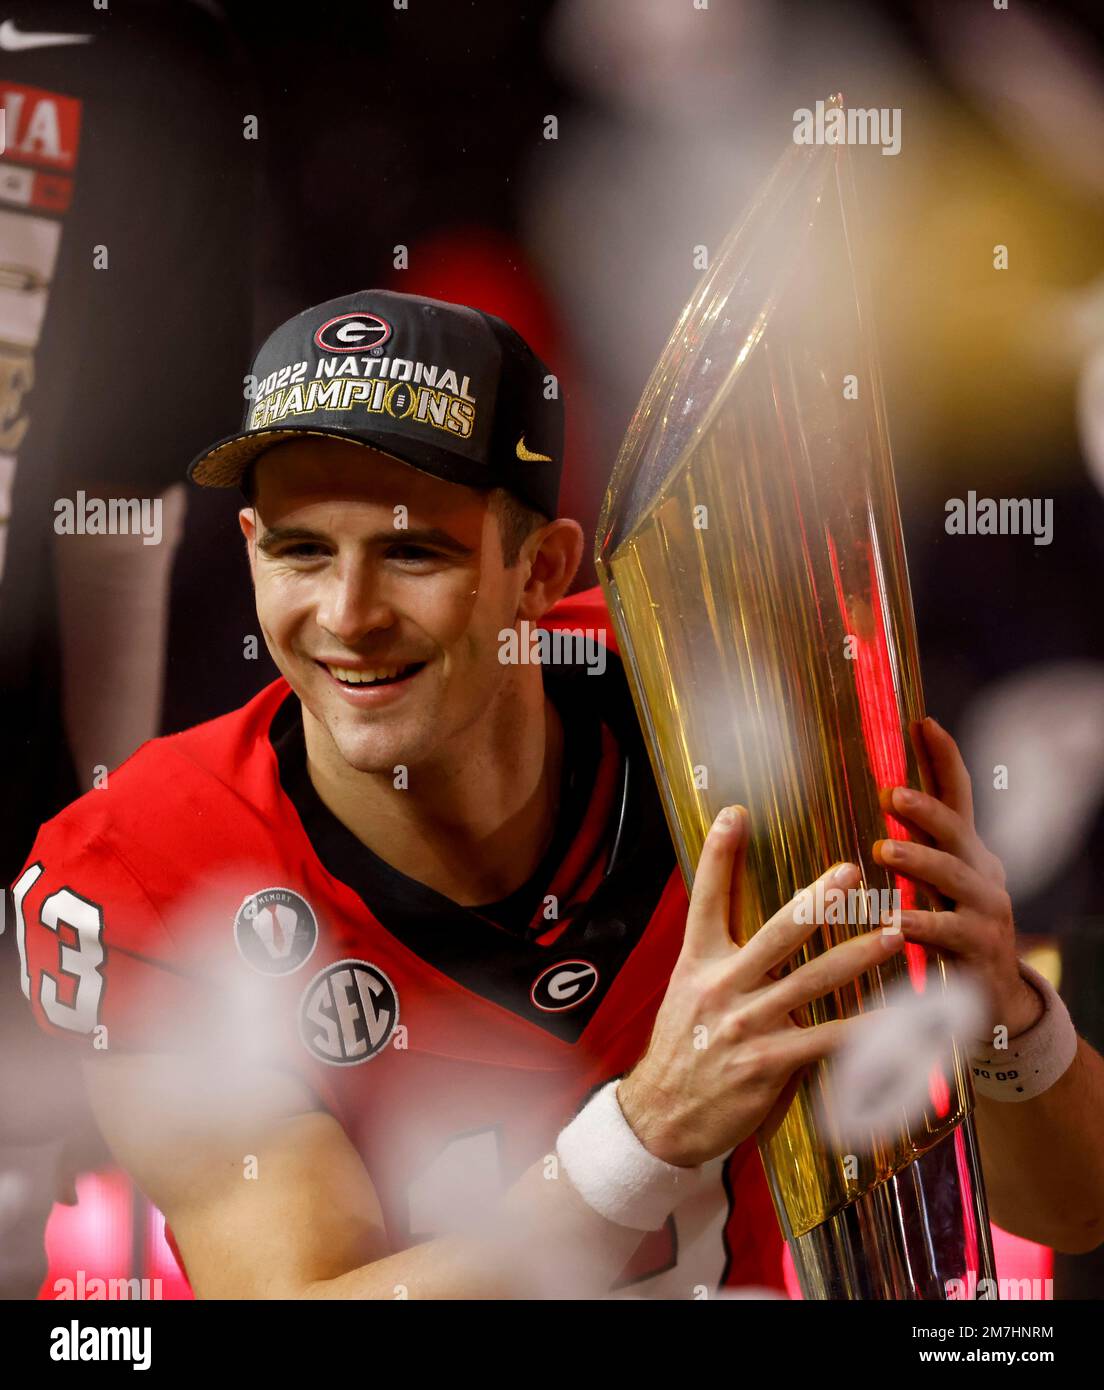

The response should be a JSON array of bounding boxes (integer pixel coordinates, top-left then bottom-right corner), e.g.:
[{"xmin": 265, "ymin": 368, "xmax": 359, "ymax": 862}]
[
  {"xmin": 0, "ymin": 20, "xmax": 93, "ymax": 51},
  {"xmin": 516, "ymin": 435, "xmax": 552, "ymax": 462}
]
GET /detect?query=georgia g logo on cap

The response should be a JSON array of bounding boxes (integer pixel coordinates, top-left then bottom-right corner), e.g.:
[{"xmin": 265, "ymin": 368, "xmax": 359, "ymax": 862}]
[{"xmin": 315, "ymin": 312, "xmax": 392, "ymax": 354}]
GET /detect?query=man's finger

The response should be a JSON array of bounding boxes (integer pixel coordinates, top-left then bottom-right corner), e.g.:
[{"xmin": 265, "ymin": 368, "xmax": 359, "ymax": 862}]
[
  {"xmin": 883, "ymin": 786, "xmax": 984, "ymax": 868},
  {"xmin": 920, "ymin": 716, "xmax": 975, "ymax": 824},
  {"xmin": 893, "ymin": 908, "xmax": 975, "ymax": 952},
  {"xmin": 760, "ymin": 1016, "xmax": 863, "ymax": 1076},
  {"xmin": 748, "ymin": 926, "xmax": 905, "ymax": 1025},
  {"xmin": 872, "ymin": 839, "xmax": 1006, "ymax": 916},
  {"xmin": 734, "ymin": 862, "xmax": 861, "ymax": 984},
  {"xmin": 684, "ymin": 805, "xmax": 749, "ymax": 957}
]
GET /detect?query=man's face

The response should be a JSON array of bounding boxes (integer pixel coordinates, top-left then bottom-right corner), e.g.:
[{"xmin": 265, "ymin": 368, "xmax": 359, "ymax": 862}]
[{"xmin": 239, "ymin": 437, "xmax": 529, "ymax": 775}]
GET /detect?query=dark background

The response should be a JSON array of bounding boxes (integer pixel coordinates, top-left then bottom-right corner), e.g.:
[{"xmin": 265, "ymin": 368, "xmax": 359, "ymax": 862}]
[{"xmin": 2, "ymin": 0, "xmax": 1102, "ymax": 1300}]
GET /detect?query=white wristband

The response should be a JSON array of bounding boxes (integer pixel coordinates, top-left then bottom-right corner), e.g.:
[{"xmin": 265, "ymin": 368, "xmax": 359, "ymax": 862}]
[
  {"xmin": 555, "ymin": 1080, "xmax": 707, "ymax": 1231},
  {"xmin": 969, "ymin": 959, "xmax": 1078, "ymax": 1102}
]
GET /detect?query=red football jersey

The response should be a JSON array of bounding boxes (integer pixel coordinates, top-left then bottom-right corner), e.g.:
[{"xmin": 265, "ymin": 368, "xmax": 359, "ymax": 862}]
[{"xmin": 12, "ymin": 586, "xmax": 786, "ymax": 1297}]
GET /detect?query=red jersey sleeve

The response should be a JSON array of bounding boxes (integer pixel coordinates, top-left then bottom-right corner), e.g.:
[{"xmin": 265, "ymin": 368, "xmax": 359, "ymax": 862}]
[{"xmin": 11, "ymin": 816, "xmax": 203, "ymax": 1054}]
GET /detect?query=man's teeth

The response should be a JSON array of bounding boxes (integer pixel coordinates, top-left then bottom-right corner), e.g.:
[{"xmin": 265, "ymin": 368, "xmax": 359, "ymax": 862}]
[{"xmin": 327, "ymin": 664, "xmax": 411, "ymax": 685}]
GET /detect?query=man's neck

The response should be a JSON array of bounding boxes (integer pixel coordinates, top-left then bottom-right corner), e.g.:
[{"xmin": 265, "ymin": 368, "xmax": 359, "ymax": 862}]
[{"xmin": 302, "ymin": 673, "xmax": 565, "ymax": 906}]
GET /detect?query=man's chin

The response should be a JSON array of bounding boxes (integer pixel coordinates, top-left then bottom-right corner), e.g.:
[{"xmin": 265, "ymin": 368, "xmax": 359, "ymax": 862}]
[
  {"xmin": 333, "ymin": 749, "xmax": 407, "ymax": 776},
  {"xmin": 321, "ymin": 719, "xmax": 421, "ymax": 775},
  {"xmin": 291, "ymin": 683, "xmax": 410, "ymax": 772}
]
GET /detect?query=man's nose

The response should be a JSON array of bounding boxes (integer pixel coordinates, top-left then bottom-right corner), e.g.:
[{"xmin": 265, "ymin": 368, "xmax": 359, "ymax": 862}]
[{"xmin": 315, "ymin": 562, "xmax": 396, "ymax": 646}]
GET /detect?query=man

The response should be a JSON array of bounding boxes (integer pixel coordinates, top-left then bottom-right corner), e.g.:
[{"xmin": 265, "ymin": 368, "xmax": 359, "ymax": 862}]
[
  {"xmin": 0, "ymin": 0, "xmax": 253, "ymax": 1296},
  {"xmin": 11, "ymin": 290, "xmax": 1104, "ymax": 1299}
]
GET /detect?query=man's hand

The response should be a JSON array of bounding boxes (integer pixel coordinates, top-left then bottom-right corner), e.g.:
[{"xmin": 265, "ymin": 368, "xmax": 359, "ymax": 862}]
[
  {"xmin": 619, "ymin": 806, "xmax": 905, "ymax": 1167},
  {"xmin": 876, "ymin": 719, "xmax": 1104, "ymax": 1254},
  {"xmin": 874, "ymin": 715, "xmax": 1043, "ymax": 1040}
]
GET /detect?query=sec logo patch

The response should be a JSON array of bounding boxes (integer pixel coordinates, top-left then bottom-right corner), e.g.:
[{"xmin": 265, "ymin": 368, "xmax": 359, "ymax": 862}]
[
  {"xmin": 234, "ymin": 887, "xmax": 318, "ymax": 976},
  {"xmin": 299, "ymin": 959, "xmax": 400, "ymax": 1066},
  {"xmin": 530, "ymin": 960, "xmax": 599, "ymax": 1013}
]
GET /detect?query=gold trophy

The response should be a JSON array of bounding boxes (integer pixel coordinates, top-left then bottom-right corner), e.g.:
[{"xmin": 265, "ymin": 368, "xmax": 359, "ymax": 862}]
[{"xmin": 595, "ymin": 101, "xmax": 997, "ymax": 1299}]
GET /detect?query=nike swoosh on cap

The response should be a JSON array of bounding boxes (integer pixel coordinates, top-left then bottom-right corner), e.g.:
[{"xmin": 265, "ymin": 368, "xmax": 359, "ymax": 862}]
[
  {"xmin": 516, "ymin": 435, "xmax": 552, "ymax": 462},
  {"xmin": 0, "ymin": 20, "xmax": 93, "ymax": 51}
]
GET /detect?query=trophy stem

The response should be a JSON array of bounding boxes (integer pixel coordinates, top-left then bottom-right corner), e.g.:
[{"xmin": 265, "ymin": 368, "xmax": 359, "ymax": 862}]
[{"xmin": 777, "ymin": 1114, "xmax": 998, "ymax": 1300}]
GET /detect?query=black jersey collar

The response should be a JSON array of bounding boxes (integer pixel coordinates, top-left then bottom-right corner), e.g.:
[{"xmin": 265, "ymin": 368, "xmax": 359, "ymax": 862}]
[{"xmin": 269, "ymin": 651, "xmax": 676, "ymax": 1043}]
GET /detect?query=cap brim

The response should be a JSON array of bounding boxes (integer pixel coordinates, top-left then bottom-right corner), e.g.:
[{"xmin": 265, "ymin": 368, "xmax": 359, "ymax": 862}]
[{"xmin": 187, "ymin": 425, "xmax": 488, "ymax": 494}]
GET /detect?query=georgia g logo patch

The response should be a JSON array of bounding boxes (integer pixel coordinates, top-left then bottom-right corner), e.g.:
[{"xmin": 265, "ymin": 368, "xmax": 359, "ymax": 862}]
[
  {"xmin": 530, "ymin": 960, "xmax": 599, "ymax": 1013},
  {"xmin": 299, "ymin": 959, "xmax": 400, "ymax": 1066},
  {"xmin": 234, "ymin": 887, "xmax": 318, "ymax": 976},
  {"xmin": 314, "ymin": 311, "xmax": 392, "ymax": 354}
]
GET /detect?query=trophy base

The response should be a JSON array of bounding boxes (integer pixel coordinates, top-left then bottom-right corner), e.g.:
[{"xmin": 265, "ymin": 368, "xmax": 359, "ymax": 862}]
[{"xmin": 784, "ymin": 1118, "xmax": 998, "ymax": 1300}]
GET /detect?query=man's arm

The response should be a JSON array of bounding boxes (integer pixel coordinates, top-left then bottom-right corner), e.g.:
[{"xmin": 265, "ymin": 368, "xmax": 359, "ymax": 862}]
[
  {"xmin": 876, "ymin": 717, "xmax": 1104, "ymax": 1254},
  {"xmin": 79, "ymin": 1052, "xmax": 646, "ymax": 1300},
  {"xmin": 973, "ymin": 1036, "xmax": 1104, "ymax": 1254}
]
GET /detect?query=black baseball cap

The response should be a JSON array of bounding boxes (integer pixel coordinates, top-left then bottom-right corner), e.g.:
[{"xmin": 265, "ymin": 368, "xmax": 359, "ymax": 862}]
[{"xmin": 187, "ymin": 289, "xmax": 563, "ymax": 517}]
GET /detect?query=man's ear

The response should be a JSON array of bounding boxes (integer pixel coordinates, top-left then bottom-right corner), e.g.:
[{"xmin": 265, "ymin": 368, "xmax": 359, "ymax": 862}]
[
  {"xmin": 238, "ymin": 507, "xmax": 258, "ymax": 584},
  {"xmin": 518, "ymin": 518, "xmax": 585, "ymax": 621}
]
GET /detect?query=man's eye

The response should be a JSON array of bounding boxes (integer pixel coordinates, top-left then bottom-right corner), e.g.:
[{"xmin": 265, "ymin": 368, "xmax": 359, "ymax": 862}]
[
  {"xmin": 388, "ymin": 545, "xmax": 438, "ymax": 562},
  {"xmin": 280, "ymin": 543, "xmax": 327, "ymax": 560}
]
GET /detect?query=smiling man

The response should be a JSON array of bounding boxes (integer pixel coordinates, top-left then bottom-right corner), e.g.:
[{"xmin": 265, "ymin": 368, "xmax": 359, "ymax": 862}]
[
  {"xmin": 11, "ymin": 290, "xmax": 1103, "ymax": 1300},
  {"xmin": 240, "ymin": 437, "xmax": 576, "ymax": 907}
]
